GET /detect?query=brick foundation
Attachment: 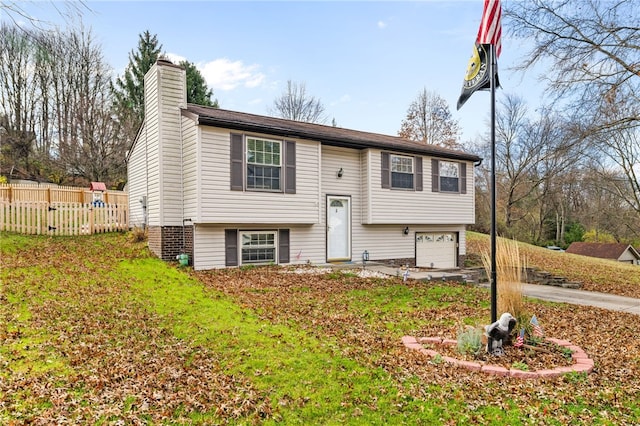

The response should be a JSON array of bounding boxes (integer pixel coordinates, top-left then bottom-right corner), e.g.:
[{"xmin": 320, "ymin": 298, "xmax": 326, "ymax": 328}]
[{"xmin": 147, "ymin": 225, "xmax": 193, "ymax": 263}]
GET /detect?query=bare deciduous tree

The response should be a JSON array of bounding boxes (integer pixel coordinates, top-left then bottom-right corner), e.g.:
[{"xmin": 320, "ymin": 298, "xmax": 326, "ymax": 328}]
[
  {"xmin": 0, "ymin": 23, "xmax": 126, "ymax": 186},
  {"xmin": 398, "ymin": 88, "xmax": 460, "ymax": 148},
  {"xmin": 269, "ymin": 80, "xmax": 327, "ymax": 124},
  {"xmin": 506, "ymin": 0, "xmax": 640, "ymax": 233}
]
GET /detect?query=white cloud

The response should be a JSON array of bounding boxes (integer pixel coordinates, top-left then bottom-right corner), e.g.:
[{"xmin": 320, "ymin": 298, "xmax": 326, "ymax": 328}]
[
  {"xmin": 377, "ymin": 20, "xmax": 387, "ymax": 29},
  {"xmin": 330, "ymin": 94, "xmax": 352, "ymax": 106},
  {"xmin": 165, "ymin": 53, "xmax": 186, "ymax": 64},
  {"xmin": 198, "ymin": 58, "xmax": 265, "ymax": 91}
]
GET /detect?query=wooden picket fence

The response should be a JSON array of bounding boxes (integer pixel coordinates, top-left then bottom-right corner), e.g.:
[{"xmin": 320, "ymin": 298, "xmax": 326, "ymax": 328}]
[
  {"xmin": 0, "ymin": 184, "xmax": 128, "ymax": 205},
  {"xmin": 0, "ymin": 201, "xmax": 129, "ymax": 235},
  {"xmin": 0, "ymin": 184, "xmax": 129, "ymax": 235}
]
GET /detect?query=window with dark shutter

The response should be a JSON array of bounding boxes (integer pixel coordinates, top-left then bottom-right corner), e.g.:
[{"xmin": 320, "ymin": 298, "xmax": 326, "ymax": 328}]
[
  {"xmin": 285, "ymin": 141, "xmax": 296, "ymax": 194},
  {"xmin": 381, "ymin": 152, "xmax": 390, "ymax": 188},
  {"xmin": 279, "ymin": 229, "xmax": 290, "ymax": 263},
  {"xmin": 460, "ymin": 162, "xmax": 467, "ymax": 194},
  {"xmin": 225, "ymin": 229, "xmax": 238, "ymax": 266},
  {"xmin": 431, "ymin": 159, "xmax": 439, "ymax": 192},
  {"xmin": 415, "ymin": 156, "xmax": 423, "ymax": 191},
  {"xmin": 230, "ymin": 134, "xmax": 244, "ymax": 191}
]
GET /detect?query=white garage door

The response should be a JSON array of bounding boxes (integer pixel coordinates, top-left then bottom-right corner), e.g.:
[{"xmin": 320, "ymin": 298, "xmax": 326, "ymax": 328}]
[{"xmin": 416, "ymin": 232, "xmax": 457, "ymax": 269}]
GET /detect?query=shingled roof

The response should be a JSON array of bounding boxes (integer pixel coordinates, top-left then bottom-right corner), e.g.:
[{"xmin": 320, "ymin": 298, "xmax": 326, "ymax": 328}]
[
  {"xmin": 566, "ymin": 242, "xmax": 640, "ymax": 261},
  {"xmin": 183, "ymin": 105, "xmax": 482, "ymax": 163}
]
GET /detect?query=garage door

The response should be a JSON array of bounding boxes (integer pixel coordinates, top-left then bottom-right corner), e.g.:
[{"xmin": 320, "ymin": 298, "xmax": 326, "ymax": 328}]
[{"xmin": 416, "ymin": 232, "xmax": 457, "ymax": 269}]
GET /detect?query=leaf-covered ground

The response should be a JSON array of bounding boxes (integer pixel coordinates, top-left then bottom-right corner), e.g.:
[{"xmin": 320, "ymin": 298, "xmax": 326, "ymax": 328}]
[
  {"xmin": 1, "ymin": 232, "xmax": 640, "ymax": 424},
  {"xmin": 466, "ymin": 232, "xmax": 640, "ymax": 298}
]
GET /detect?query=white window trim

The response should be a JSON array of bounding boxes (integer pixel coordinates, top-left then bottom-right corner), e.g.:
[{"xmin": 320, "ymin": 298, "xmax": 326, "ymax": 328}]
[
  {"xmin": 390, "ymin": 154, "xmax": 415, "ymax": 190},
  {"xmin": 239, "ymin": 230, "xmax": 278, "ymax": 265},
  {"xmin": 439, "ymin": 160, "xmax": 460, "ymax": 193},
  {"xmin": 246, "ymin": 137, "xmax": 283, "ymax": 191}
]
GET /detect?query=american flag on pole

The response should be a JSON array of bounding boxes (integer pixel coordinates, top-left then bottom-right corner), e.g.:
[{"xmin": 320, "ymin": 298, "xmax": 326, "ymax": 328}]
[
  {"xmin": 457, "ymin": 0, "xmax": 502, "ymax": 110},
  {"xmin": 477, "ymin": 0, "xmax": 502, "ymax": 57},
  {"xmin": 514, "ymin": 328, "xmax": 525, "ymax": 348},
  {"xmin": 530, "ymin": 315, "xmax": 544, "ymax": 338}
]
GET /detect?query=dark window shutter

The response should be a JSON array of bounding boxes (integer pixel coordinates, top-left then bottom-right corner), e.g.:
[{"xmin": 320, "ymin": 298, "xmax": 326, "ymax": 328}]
[
  {"xmin": 225, "ymin": 229, "xmax": 238, "ymax": 266},
  {"xmin": 431, "ymin": 159, "xmax": 440, "ymax": 192},
  {"xmin": 460, "ymin": 162, "xmax": 467, "ymax": 194},
  {"xmin": 284, "ymin": 141, "xmax": 296, "ymax": 194},
  {"xmin": 278, "ymin": 229, "xmax": 290, "ymax": 264},
  {"xmin": 230, "ymin": 133, "xmax": 244, "ymax": 191},
  {"xmin": 381, "ymin": 152, "xmax": 390, "ymax": 188},
  {"xmin": 415, "ymin": 156, "xmax": 423, "ymax": 191}
]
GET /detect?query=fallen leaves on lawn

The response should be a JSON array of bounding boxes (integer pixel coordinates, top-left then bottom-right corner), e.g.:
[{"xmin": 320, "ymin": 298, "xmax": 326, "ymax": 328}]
[
  {"xmin": 1, "ymin": 235, "xmax": 271, "ymax": 424},
  {"xmin": 3, "ymin": 234, "xmax": 640, "ymax": 424},
  {"xmin": 196, "ymin": 265, "xmax": 640, "ymax": 423}
]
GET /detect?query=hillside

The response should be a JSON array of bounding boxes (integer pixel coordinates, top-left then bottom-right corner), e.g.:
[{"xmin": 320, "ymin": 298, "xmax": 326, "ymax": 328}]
[{"xmin": 466, "ymin": 232, "xmax": 640, "ymax": 298}]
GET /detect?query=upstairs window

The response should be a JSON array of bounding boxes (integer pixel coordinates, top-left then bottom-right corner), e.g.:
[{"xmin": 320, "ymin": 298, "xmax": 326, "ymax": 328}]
[
  {"xmin": 381, "ymin": 152, "xmax": 423, "ymax": 191},
  {"xmin": 439, "ymin": 161, "xmax": 459, "ymax": 192},
  {"xmin": 231, "ymin": 134, "xmax": 296, "ymax": 193},
  {"xmin": 431, "ymin": 159, "xmax": 467, "ymax": 194},
  {"xmin": 391, "ymin": 155, "xmax": 414, "ymax": 189},
  {"xmin": 247, "ymin": 138, "xmax": 281, "ymax": 191}
]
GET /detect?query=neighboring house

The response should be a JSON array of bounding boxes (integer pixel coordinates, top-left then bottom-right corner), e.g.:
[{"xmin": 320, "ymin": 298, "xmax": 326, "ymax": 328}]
[
  {"xmin": 127, "ymin": 59, "xmax": 482, "ymax": 270},
  {"xmin": 566, "ymin": 242, "xmax": 640, "ymax": 265}
]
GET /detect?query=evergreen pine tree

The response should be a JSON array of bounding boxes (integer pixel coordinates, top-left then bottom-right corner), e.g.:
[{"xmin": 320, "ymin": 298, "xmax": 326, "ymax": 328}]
[
  {"xmin": 112, "ymin": 30, "xmax": 162, "ymax": 134},
  {"xmin": 180, "ymin": 60, "xmax": 218, "ymax": 107}
]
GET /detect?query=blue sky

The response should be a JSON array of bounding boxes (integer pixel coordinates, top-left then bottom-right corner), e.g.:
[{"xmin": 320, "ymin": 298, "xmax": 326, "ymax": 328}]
[{"xmin": 7, "ymin": 0, "xmax": 544, "ymax": 142}]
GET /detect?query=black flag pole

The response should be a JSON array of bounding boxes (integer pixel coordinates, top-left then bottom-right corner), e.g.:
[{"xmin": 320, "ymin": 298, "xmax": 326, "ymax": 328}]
[{"xmin": 489, "ymin": 43, "xmax": 498, "ymax": 324}]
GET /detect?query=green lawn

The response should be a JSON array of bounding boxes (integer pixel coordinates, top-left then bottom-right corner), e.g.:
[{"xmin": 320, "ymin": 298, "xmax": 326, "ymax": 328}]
[{"xmin": 1, "ymin": 232, "xmax": 639, "ymax": 424}]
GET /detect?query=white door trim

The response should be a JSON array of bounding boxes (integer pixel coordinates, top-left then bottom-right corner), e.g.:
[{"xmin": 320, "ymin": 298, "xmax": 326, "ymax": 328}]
[{"xmin": 326, "ymin": 195, "xmax": 351, "ymax": 261}]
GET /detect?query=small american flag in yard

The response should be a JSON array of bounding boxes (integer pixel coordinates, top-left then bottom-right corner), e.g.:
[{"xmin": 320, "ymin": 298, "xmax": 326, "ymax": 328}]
[
  {"xmin": 530, "ymin": 315, "xmax": 544, "ymax": 338},
  {"xmin": 514, "ymin": 328, "xmax": 525, "ymax": 348}
]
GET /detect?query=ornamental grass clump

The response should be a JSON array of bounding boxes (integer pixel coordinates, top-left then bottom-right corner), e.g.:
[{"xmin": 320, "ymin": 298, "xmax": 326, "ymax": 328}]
[{"xmin": 481, "ymin": 236, "xmax": 526, "ymax": 320}]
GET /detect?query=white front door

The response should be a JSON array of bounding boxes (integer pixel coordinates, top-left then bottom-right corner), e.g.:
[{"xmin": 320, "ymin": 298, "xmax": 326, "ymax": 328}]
[{"xmin": 327, "ymin": 196, "xmax": 351, "ymax": 261}]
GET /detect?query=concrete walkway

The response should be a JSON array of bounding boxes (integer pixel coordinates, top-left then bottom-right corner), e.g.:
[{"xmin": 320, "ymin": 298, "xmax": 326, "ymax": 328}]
[{"xmin": 364, "ymin": 264, "xmax": 640, "ymax": 315}]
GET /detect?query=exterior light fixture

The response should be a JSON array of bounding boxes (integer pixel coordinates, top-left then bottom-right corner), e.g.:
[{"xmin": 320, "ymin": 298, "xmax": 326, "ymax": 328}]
[
  {"xmin": 403, "ymin": 226, "xmax": 409, "ymax": 235},
  {"xmin": 337, "ymin": 168, "xmax": 344, "ymax": 178}
]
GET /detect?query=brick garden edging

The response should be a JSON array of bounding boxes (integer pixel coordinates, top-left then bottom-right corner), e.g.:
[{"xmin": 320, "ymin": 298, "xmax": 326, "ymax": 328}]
[{"xmin": 402, "ymin": 336, "xmax": 594, "ymax": 379}]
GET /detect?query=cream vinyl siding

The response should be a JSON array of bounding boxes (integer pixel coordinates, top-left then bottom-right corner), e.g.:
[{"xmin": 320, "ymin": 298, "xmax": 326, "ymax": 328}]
[
  {"xmin": 182, "ymin": 117, "xmax": 198, "ymax": 219},
  {"xmin": 197, "ymin": 127, "xmax": 320, "ymax": 224},
  {"xmin": 359, "ymin": 224, "xmax": 466, "ymax": 261},
  {"xmin": 193, "ymin": 224, "xmax": 322, "ymax": 270},
  {"xmin": 363, "ymin": 149, "xmax": 475, "ymax": 224},
  {"xmin": 143, "ymin": 68, "xmax": 160, "ymax": 226},
  {"xmin": 157, "ymin": 66, "xmax": 186, "ymax": 226},
  {"xmin": 127, "ymin": 124, "xmax": 147, "ymax": 228},
  {"xmin": 141, "ymin": 62, "xmax": 186, "ymax": 227},
  {"xmin": 321, "ymin": 146, "xmax": 360, "ymax": 261}
]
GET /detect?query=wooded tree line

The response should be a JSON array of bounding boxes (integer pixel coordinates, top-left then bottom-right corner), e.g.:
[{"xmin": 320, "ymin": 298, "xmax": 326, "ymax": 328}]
[
  {"xmin": 0, "ymin": 23, "xmax": 215, "ymax": 189},
  {"xmin": 472, "ymin": 0, "xmax": 640, "ymax": 247}
]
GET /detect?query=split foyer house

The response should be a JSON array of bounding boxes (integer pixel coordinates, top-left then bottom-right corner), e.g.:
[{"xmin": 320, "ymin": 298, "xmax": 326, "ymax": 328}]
[{"xmin": 127, "ymin": 59, "xmax": 482, "ymax": 270}]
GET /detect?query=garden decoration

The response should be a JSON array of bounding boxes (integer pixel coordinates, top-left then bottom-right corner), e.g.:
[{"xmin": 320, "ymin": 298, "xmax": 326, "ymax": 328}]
[
  {"xmin": 530, "ymin": 315, "xmax": 544, "ymax": 338},
  {"xmin": 485, "ymin": 312, "xmax": 516, "ymax": 356}
]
